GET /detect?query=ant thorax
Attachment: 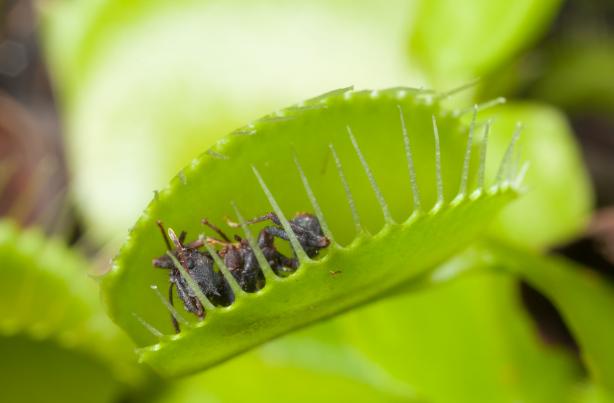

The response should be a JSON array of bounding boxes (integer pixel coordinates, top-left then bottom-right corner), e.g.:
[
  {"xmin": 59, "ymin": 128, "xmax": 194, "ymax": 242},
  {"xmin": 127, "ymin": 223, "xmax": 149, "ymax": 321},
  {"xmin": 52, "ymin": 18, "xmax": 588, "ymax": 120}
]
[{"xmin": 217, "ymin": 241, "xmax": 264, "ymax": 292}]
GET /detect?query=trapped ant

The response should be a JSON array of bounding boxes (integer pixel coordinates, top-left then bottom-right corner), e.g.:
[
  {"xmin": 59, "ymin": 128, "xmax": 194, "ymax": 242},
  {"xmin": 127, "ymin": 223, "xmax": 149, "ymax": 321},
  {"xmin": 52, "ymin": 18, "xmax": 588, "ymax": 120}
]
[
  {"xmin": 151, "ymin": 212, "xmax": 329, "ymax": 331},
  {"xmin": 202, "ymin": 219, "xmax": 267, "ymax": 292},
  {"xmin": 228, "ymin": 212, "xmax": 330, "ymax": 268},
  {"xmin": 152, "ymin": 221, "xmax": 232, "ymax": 333}
]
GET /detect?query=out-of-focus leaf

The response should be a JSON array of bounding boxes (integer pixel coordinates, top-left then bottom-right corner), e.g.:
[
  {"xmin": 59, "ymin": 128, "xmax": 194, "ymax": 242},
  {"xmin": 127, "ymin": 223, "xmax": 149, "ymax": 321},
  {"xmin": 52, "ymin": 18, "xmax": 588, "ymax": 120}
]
[
  {"xmin": 491, "ymin": 241, "xmax": 614, "ymax": 394},
  {"xmin": 341, "ymin": 271, "xmax": 581, "ymax": 403},
  {"xmin": 40, "ymin": 0, "xmax": 419, "ymax": 241},
  {"xmin": 482, "ymin": 102, "xmax": 593, "ymax": 249},
  {"xmin": 0, "ymin": 220, "xmax": 143, "ymax": 402},
  {"xmin": 574, "ymin": 383, "xmax": 614, "ymax": 403},
  {"xmin": 0, "ymin": 335, "xmax": 123, "ymax": 403},
  {"xmin": 360, "ymin": 101, "xmax": 595, "ymax": 402},
  {"xmin": 532, "ymin": 37, "xmax": 614, "ymax": 117},
  {"xmin": 409, "ymin": 0, "xmax": 563, "ymax": 85},
  {"xmin": 153, "ymin": 351, "xmax": 415, "ymax": 403},
  {"xmin": 153, "ymin": 320, "xmax": 422, "ymax": 403}
]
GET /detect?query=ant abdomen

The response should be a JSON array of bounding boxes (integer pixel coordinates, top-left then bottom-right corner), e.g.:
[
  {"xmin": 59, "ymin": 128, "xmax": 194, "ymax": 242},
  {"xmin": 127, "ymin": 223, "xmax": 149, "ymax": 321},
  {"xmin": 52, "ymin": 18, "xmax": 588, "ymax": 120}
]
[{"xmin": 218, "ymin": 242, "xmax": 264, "ymax": 293}]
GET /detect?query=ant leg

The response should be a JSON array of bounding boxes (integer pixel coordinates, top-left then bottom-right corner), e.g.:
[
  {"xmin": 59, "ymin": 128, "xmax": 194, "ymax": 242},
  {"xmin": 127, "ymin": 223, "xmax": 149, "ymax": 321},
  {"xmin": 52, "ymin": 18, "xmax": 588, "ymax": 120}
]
[
  {"xmin": 260, "ymin": 226, "xmax": 307, "ymax": 264},
  {"xmin": 186, "ymin": 236, "xmax": 205, "ymax": 249},
  {"xmin": 262, "ymin": 226, "xmax": 290, "ymax": 241},
  {"xmin": 228, "ymin": 212, "xmax": 307, "ymax": 245},
  {"xmin": 257, "ymin": 227, "xmax": 280, "ymax": 251},
  {"xmin": 227, "ymin": 212, "xmax": 281, "ymax": 228},
  {"xmin": 248, "ymin": 212, "xmax": 281, "ymax": 226},
  {"xmin": 178, "ymin": 231, "xmax": 187, "ymax": 244},
  {"xmin": 168, "ymin": 282, "xmax": 180, "ymax": 333},
  {"xmin": 256, "ymin": 228, "xmax": 297, "ymax": 274},
  {"xmin": 202, "ymin": 218, "xmax": 232, "ymax": 242},
  {"xmin": 156, "ymin": 220, "xmax": 173, "ymax": 251},
  {"xmin": 195, "ymin": 300, "xmax": 205, "ymax": 319},
  {"xmin": 174, "ymin": 276, "xmax": 200, "ymax": 314},
  {"xmin": 205, "ymin": 237, "xmax": 228, "ymax": 247},
  {"xmin": 280, "ymin": 255, "xmax": 299, "ymax": 270}
]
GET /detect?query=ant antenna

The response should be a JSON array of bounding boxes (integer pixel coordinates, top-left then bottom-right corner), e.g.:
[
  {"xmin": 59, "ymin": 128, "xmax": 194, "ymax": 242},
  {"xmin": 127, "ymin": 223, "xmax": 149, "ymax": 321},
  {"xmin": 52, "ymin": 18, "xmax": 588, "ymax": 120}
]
[
  {"xmin": 168, "ymin": 283, "xmax": 180, "ymax": 333},
  {"xmin": 167, "ymin": 228, "xmax": 184, "ymax": 250},
  {"xmin": 167, "ymin": 227, "xmax": 190, "ymax": 272},
  {"xmin": 157, "ymin": 220, "xmax": 173, "ymax": 251},
  {"xmin": 202, "ymin": 218, "xmax": 232, "ymax": 242}
]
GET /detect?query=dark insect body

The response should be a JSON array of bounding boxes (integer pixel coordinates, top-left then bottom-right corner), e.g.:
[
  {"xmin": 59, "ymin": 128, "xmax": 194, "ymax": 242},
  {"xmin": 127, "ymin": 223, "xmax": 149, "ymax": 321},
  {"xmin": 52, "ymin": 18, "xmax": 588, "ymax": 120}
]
[
  {"xmin": 153, "ymin": 221, "xmax": 232, "ymax": 333},
  {"xmin": 202, "ymin": 219, "xmax": 265, "ymax": 292},
  {"xmin": 236, "ymin": 212, "xmax": 331, "ymax": 260},
  {"xmin": 152, "ymin": 212, "xmax": 330, "ymax": 332}
]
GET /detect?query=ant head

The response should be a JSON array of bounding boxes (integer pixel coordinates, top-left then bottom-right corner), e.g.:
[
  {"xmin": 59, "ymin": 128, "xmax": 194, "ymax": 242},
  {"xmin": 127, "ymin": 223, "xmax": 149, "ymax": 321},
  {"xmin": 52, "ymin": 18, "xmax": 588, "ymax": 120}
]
[
  {"xmin": 152, "ymin": 254, "xmax": 173, "ymax": 269},
  {"xmin": 292, "ymin": 213, "xmax": 324, "ymax": 236},
  {"xmin": 300, "ymin": 231, "xmax": 330, "ymax": 253},
  {"xmin": 292, "ymin": 213, "xmax": 330, "ymax": 257}
]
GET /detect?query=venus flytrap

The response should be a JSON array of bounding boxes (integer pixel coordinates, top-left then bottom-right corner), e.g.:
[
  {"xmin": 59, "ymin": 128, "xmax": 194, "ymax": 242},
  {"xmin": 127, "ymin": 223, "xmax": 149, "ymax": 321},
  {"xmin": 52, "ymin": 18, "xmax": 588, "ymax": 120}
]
[
  {"xmin": 0, "ymin": 220, "xmax": 142, "ymax": 403},
  {"xmin": 102, "ymin": 87, "xmax": 524, "ymax": 377}
]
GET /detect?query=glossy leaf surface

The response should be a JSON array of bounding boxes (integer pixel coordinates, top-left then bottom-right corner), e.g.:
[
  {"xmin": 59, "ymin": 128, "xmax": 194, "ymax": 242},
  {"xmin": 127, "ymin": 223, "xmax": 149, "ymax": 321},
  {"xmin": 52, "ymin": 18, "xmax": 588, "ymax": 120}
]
[{"xmin": 103, "ymin": 88, "xmax": 521, "ymax": 376}]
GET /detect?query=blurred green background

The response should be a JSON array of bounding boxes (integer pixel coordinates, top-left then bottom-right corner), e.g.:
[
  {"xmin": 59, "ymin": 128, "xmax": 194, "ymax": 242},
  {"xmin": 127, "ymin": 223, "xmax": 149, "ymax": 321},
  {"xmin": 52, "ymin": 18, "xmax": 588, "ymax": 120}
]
[{"xmin": 0, "ymin": 0, "xmax": 613, "ymax": 402}]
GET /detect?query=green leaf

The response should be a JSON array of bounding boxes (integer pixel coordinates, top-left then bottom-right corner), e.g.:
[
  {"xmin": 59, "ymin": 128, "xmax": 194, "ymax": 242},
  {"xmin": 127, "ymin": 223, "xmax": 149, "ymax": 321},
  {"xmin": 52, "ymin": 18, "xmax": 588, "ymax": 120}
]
[
  {"xmin": 0, "ymin": 335, "xmax": 123, "ymax": 403},
  {"xmin": 574, "ymin": 383, "xmax": 614, "ymax": 403},
  {"xmin": 102, "ymin": 87, "xmax": 521, "ymax": 376},
  {"xmin": 340, "ymin": 270, "xmax": 582, "ymax": 403},
  {"xmin": 482, "ymin": 102, "xmax": 593, "ymax": 249},
  {"xmin": 0, "ymin": 221, "xmax": 143, "ymax": 402},
  {"xmin": 153, "ymin": 319, "xmax": 424, "ymax": 402},
  {"xmin": 348, "ymin": 99, "xmax": 595, "ymax": 401},
  {"xmin": 40, "ymin": 0, "xmax": 418, "ymax": 241},
  {"xmin": 152, "ymin": 348, "xmax": 418, "ymax": 403},
  {"xmin": 490, "ymin": 241, "xmax": 614, "ymax": 394},
  {"xmin": 409, "ymin": 0, "xmax": 563, "ymax": 85},
  {"xmin": 532, "ymin": 36, "xmax": 614, "ymax": 117}
]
